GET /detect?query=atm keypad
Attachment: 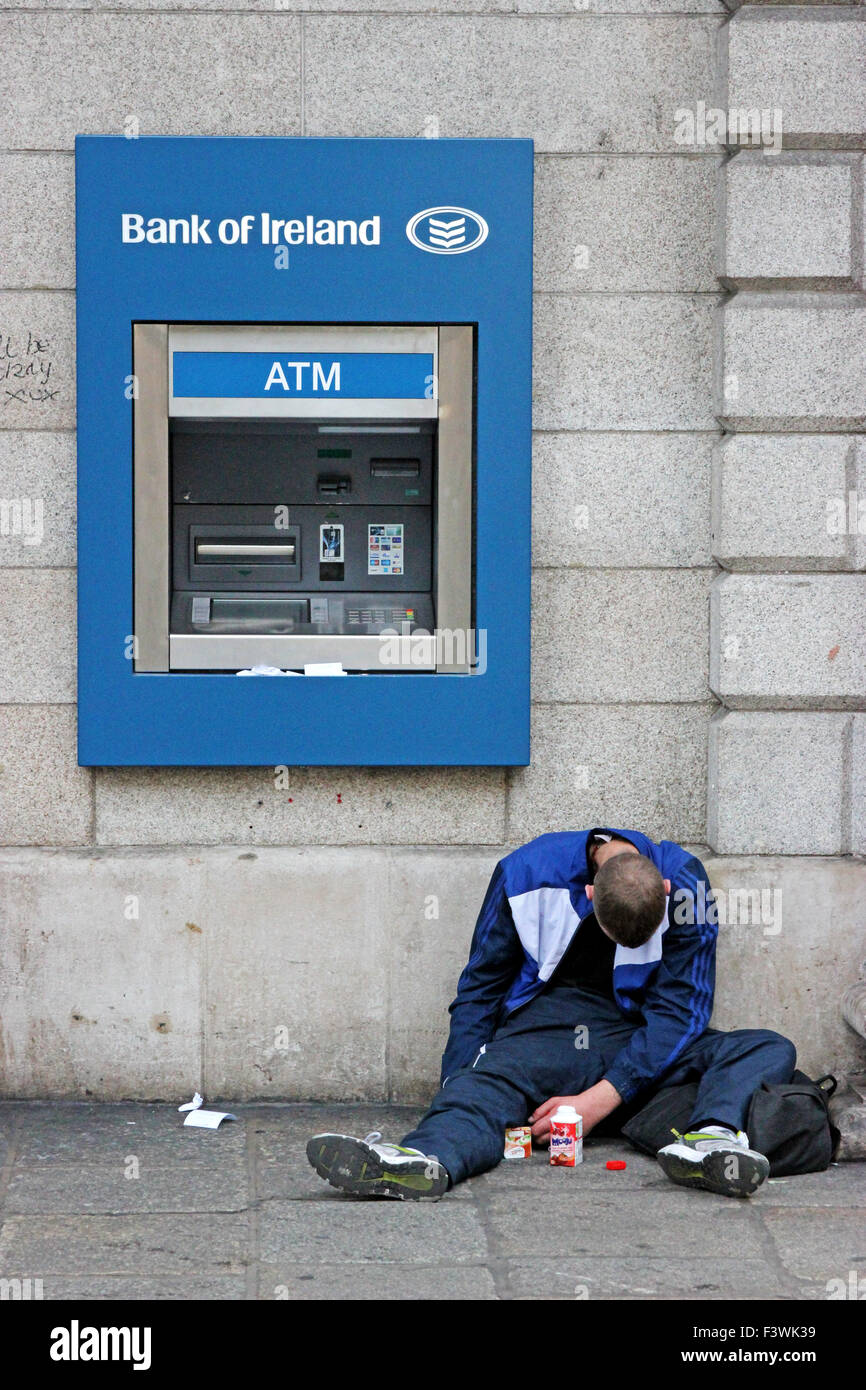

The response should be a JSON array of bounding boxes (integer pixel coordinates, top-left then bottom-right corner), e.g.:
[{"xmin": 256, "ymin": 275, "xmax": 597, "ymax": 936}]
[{"xmin": 348, "ymin": 607, "xmax": 414, "ymax": 625}]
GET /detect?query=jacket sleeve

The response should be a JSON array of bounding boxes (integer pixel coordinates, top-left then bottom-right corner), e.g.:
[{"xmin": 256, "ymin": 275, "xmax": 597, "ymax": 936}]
[
  {"xmin": 439, "ymin": 861, "xmax": 523, "ymax": 1087},
  {"xmin": 602, "ymin": 855, "xmax": 717, "ymax": 1106}
]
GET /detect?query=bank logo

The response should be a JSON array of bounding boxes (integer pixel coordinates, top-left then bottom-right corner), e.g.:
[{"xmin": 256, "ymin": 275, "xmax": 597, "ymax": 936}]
[{"xmin": 406, "ymin": 206, "xmax": 488, "ymax": 255}]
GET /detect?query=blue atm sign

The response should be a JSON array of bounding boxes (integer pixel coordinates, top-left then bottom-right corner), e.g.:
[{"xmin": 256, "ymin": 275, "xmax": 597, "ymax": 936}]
[{"xmin": 172, "ymin": 350, "xmax": 435, "ymax": 399}]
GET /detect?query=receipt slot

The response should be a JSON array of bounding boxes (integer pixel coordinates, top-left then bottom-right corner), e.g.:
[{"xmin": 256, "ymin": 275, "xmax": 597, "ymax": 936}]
[
  {"xmin": 75, "ymin": 135, "xmax": 532, "ymax": 765},
  {"xmin": 133, "ymin": 324, "xmax": 473, "ymax": 673}
]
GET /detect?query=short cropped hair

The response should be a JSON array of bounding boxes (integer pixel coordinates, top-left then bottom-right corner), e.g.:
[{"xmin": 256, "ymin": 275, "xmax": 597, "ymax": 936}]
[{"xmin": 593, "ymin": 853, "xmax": 666, "ymax": 948}]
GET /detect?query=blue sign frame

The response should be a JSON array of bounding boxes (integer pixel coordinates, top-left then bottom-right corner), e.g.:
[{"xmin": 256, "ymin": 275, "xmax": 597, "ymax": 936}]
[{"xmin": 75, "ymin": 137, "xmax": 533, "ymax": 766}]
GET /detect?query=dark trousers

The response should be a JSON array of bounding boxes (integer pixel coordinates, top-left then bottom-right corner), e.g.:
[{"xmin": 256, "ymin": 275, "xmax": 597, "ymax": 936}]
[{"xmin": 401, "ymin": 985, "xmax": 797, "ymax": 1186}]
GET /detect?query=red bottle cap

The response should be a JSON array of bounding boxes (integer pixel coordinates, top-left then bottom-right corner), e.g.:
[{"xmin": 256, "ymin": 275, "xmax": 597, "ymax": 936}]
[{"xmin": 606, "ymin": 1160, "xmax": 627, "ymax": 1170}]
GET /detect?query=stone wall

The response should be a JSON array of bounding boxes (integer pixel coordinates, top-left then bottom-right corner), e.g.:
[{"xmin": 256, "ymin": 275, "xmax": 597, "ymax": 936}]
[
  {"xmin": 0, "ymin": 0, "xmax": 863, "ymax": 1100},
  {"xmin": 712, "ymin": 10, "xmax": 866, "ymax": 868}
]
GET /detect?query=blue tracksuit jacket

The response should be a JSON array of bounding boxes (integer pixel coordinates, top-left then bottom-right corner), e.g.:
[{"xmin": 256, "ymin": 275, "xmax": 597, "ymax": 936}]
[{"xmin": 440, "ymin": 827, "xmax": 717, "ymax": 1104}]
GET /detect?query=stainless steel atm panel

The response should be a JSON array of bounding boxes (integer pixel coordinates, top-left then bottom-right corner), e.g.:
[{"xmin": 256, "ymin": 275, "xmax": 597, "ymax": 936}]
[{"xmin": 133, "ymin": 324, "xmax": 474, "ymax": 673}]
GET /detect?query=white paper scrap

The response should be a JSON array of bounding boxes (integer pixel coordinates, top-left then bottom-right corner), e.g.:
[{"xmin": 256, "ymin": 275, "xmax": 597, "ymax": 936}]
[
  {"xmin": 236, "ymin": 665, "xmax": 300, "ymax": 677},
  {"xmin": 183, "ymin": 1109, "xmax": 237, "ymax": 1130},
  {"xmin": 304, "ymin": 662, "xmax": 346, "ymax": 676},
  {"xmin": 178, "ymin": 1092, "xmax": 204, "ymax": 1113}
]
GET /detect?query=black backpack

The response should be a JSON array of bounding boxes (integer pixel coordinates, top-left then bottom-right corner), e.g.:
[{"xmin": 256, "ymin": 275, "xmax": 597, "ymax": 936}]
[{"xmin": 620, "ymin": 1070, "xmax": 840, "ymax": 1176}]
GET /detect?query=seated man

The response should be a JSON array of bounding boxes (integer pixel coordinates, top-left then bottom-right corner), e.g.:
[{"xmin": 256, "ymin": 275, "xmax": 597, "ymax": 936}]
[{"xmin": 307, "ymin": 827, "xmax": 796, "ymax": 1201}]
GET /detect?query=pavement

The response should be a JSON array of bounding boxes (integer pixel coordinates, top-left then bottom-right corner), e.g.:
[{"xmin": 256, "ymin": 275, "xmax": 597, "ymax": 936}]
[{"xmin": 0, "ymin": 1101, "xmax": 864, "ymax": 1301}]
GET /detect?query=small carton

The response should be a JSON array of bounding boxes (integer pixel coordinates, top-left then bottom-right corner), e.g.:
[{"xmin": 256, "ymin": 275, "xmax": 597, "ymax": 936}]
[{"xmin": 504, "ymin": 1125, "xmax": 533, "ymax": 1160}]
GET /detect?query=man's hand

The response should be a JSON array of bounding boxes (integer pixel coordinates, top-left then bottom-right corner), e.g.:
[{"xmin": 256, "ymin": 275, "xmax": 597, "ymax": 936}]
[{"xmin": 529, "ymin": 1079, "xmax": 622, "ymax": 1141}]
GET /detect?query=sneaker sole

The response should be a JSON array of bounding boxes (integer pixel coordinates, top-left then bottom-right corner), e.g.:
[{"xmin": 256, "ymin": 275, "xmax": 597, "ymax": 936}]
[
  {"xmin": 657, "ymin": 1146, "xmax": 769, "ymax": 1198},
  {"xmin": 306, "ymin": 1133, "xmax": 449, "ymax": 1201}
]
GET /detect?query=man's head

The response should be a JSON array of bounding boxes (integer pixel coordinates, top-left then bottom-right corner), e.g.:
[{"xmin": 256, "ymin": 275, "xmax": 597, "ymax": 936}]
[{"xmin": 586, "ymin": 840, "xmax": 668, "ymax": 948}]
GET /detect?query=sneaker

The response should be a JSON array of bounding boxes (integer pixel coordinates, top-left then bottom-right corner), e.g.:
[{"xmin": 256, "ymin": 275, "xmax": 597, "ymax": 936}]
[
  {"xmin": 306, "ymin": 1131, "xmax": 449, "ymax": 1201},
  {"xmin": 656, "ymin": 1125, "xmax": 770, "ymax": 1198}
]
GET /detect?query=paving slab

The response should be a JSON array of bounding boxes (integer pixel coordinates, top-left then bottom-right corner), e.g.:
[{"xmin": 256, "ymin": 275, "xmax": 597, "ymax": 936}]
[
  {"xmin": 256, "ymin": 1262, "xmax": 497, "ymax": 1301},
  {"xmin": 258, "ymin": 1199, "xmax": 488, "ymax": 1266},
  {"xmin": 4, "ymin": 1102, "xmax": 247, "ymax": 1164},
  {"xmin": 463, "ymin": 1139, "xmax": 660, "ymax": 1193},
  {"xmin": 757, "ymin": 1166, "xmax": 866, "ymax": 1209},
  {"xmin": 3, "ymin": 1162, "xmax": 249, "ymax": 1215},
  {"xmin": 482, "ymin": 1189, "xmax": 766, "ymax": 1259},
  {"xmin": 0, "ymin": 1214, "xmax": 249, "ymax": 1277},
  {"xmin": 1, "ymin": 1102, "xmax": 863, "ymax": 1300},
  {"xmin": 504, "ymin": 1258, "xmax": 797, "ymax": 1301},
  {"xmin": 41, "ymin": 1277, "xmax": 247, "ymax": 1301},
  {"xmin": 245, "ymin": 1102, "xmax": 424, "ymax": 1141},
  {"xmin": 760, "ymin": 1207, "xmax": 866, "ymax": 1285}
]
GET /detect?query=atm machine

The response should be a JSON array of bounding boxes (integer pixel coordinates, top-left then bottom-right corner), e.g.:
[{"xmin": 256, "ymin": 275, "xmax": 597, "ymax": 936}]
[{"xmin": 133, "ymin": 324, "xmax": 474, "ymax": 675}]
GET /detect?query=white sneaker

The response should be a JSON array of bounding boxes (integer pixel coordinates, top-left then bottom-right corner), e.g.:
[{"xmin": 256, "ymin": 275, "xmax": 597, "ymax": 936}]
[
  {"xmin": 656, "ymin": 1125, "xmax": 770, "ymax": 1198},
  {"xmin": 306, "ymin": 1131, "xmax": 449, "ymax": 1200}
]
